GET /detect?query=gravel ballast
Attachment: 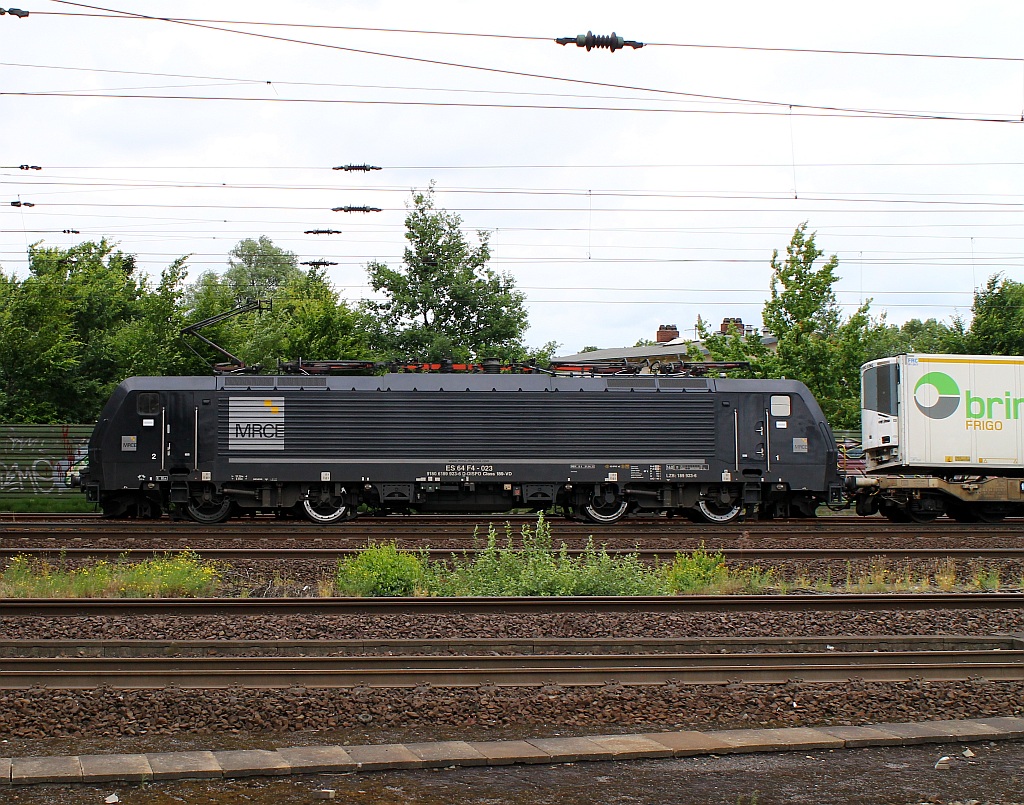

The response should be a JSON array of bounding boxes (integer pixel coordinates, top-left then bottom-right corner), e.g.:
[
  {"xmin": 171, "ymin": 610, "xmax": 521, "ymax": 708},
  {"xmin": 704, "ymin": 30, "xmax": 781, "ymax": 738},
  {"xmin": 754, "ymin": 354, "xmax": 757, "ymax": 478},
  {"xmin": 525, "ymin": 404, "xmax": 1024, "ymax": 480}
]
[{"xmin": 0, "ymin": 607, "xmax": 1021, "ymax": 740}]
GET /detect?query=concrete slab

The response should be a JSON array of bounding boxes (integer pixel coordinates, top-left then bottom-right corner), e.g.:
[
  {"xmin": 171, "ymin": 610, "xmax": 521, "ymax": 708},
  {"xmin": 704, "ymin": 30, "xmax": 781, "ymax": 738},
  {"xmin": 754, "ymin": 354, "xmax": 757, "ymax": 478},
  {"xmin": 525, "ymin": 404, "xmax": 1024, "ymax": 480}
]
[
  {"xmin": 276, "ymin": 745, "xmax": 357, "ymax": 774},
  {"xmin": 11, "ymin": 755, "xmax": 83, "ymax": 785},
  {"xmin": 865, "ymin": 720, "xmax": 1005, "ymax": 745},
  {"xmin": 704, "ymin": 727, "xmax": 845, "ymax": 753},
  {"xmin": 0, "ymin": 757, "xmax": 9, "ymax": 786},
  {"xmin": 405, "ymin": 741, "xmax": 489, "ymax": 767},
  {"xmin": 146, "ymin": 750, "xmax": 223, "ymax": 780},
  {"xmin": 526, "ymin": 736, "xmax": 609, "ymax": 763},
  {"xmin": 466, "ymin": 740, "xmax": 554, "ymax": 766},
  {"xmin": 585, "ymin": 735, "xmax": 675, "ymax": 760},
  {"xmin": 79, "ymin": 753, "xmax": 152, "ymax": 783},
  {"xmin": 642, "ymin": 731, "xmax": 733, "ymax": 757},
  {"xmin": 214, "ymin": 749, "xmax": 290, "ymax": 778},
  {"xmin": 970, "ymin": 717, "xmax": 1024, "ymax": 739},
  {"xmin": 345, "ymin": 744, "xmax": 427, "ymax": 771},
  {"xmin": 929, "ymin": 718, "xmax": 1024, "ymax": 741},
  {"xmin": 817, "ymin": 725, "xmax": 907, "ymax": 748}
]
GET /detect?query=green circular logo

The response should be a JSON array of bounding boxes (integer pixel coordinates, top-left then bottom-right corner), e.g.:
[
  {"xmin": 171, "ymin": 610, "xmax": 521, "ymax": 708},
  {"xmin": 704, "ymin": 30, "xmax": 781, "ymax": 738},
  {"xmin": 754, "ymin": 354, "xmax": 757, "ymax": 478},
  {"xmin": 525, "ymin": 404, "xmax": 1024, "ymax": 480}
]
[{"xmin": 914, "ymin": 371, "xmax": 960, "ymax": 419}]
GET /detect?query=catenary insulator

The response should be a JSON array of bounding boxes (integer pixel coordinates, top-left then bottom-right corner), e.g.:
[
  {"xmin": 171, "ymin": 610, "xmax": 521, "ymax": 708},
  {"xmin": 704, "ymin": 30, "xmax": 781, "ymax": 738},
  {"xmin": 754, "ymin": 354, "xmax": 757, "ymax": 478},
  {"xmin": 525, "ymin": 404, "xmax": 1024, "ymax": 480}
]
[{"xmin": 555, "ymin": 31, "xmax": 643, "ymax": 51}]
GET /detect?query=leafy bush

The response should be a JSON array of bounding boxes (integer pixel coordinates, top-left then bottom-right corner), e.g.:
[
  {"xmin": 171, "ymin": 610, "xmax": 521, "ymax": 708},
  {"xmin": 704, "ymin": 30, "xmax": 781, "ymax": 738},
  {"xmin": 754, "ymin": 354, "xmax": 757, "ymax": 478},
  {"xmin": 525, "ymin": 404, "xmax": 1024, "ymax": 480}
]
[
  {"xmin": 660, "ymin": 546, "xmax": 731, "ymax": 593},
  {"xmin": 335, "ymin": 543, "xmax": 426, "ymax": 596},
  {"xmin": 428, "ymin": 515, "xmax": 663, "ymax": 596}
]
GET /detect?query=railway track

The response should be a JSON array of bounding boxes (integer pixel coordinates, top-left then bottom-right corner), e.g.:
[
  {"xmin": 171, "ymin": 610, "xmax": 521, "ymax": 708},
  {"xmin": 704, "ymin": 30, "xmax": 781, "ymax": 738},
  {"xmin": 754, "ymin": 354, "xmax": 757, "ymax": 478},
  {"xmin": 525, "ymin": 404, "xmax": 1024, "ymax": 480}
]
[
  {"xmin": 3, "ymin": 513, "xmax": 1023, "ymax": 535},
  {"xmin": 2, "ymin": 592, "xmax": 1022, "ymax": 617},
  {"xmin": 3, "ymin": 517, "xmax": 1024, "ymax": 551},
  {"xmin": 1, "ymin": 636, "xmax": 1019, "ymax": 689},
  {"xmin": 0, "ymin": 546, "xmax": 1022, "ymax": 563}
]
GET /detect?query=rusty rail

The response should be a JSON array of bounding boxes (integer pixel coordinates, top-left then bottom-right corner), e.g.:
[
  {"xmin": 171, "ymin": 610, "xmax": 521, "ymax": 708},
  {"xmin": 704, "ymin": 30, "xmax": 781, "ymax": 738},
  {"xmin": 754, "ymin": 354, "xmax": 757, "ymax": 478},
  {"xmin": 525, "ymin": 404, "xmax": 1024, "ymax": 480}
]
[
  {"xmin": 0, "ymin": 636, "xmax": 1020, "ymax": 688},
  {"xmin": 1, "ymin": 592, "xmax": 1023, "ymax": 617}
]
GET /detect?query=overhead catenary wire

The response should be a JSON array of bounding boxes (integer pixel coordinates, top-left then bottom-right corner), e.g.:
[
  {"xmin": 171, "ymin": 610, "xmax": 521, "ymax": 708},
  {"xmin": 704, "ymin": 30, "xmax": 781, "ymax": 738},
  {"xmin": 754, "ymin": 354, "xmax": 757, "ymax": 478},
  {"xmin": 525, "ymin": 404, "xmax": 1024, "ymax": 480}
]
[
  {"xmin": 36, "ymin": 1, "xmax": 1024, "ymax": 126},
  {"xmin": 30, "ymin": 10, "xmax": 1024, "ymax": 64}
]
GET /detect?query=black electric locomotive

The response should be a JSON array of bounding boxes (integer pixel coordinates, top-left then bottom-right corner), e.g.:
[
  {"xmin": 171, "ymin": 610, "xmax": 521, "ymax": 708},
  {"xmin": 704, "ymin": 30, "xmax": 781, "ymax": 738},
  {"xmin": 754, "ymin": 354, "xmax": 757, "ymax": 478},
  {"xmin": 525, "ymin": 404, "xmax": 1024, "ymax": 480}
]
[{"xmin": 79, "ymin": 373, "xmax": 843, "ymax": 524}]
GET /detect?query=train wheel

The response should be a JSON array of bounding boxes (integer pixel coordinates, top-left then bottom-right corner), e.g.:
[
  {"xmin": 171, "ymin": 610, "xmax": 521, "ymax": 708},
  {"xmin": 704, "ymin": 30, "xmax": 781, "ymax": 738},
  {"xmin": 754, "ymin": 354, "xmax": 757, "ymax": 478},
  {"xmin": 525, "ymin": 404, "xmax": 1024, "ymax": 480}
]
[
  {"xmin": 975, "ymin": 507, "xmax": 1007, "ymax": 523},
  {"xmin": 879, "ymin": 502, "xmax": 911, "ymax": 523},
  {"xmin": 134, "ymin": 498, "xmax": 161, "ymax": 520},
  {"xmin": 186, "ymin": 496, "xmax": 232, "ymax": 524},
  {"xmin": 906, "ymin": 508, "xmax": 940, "ymax": 524},
  {"xmin": 301, "ymin": 498, "xmax": 351, "ymax": 524},
  {"xmin": 694, "ymin": 499, "xmax": 742, "ymax": 524},
  {"xmin": 582, "ymin": 499, "xmax": 629, "ymax": 524},
  {"xmin": 948, "ymin": 507, "xmax": 980, "ymax": 523}
]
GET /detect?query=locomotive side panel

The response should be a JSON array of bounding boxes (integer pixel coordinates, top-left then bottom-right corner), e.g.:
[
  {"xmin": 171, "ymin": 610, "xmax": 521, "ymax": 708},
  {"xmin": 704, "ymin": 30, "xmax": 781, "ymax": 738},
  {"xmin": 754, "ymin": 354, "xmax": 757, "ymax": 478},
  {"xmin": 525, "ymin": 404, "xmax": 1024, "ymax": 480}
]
[{"xmin": 214, "ymin": 388, "xmax": 719, "ymax": 484}]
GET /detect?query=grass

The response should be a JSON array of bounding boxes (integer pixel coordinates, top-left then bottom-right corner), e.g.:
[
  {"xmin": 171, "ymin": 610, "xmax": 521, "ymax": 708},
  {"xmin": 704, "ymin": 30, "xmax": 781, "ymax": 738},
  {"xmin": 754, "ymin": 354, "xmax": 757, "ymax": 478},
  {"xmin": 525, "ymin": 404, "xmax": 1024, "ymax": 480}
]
[
  {"xmin": 0, "ymin": 496, "xmax": 96, "ymax": 513},
  {"xmin": 0, "ymin": 550, "xmax": 222, "ymax": 598}
]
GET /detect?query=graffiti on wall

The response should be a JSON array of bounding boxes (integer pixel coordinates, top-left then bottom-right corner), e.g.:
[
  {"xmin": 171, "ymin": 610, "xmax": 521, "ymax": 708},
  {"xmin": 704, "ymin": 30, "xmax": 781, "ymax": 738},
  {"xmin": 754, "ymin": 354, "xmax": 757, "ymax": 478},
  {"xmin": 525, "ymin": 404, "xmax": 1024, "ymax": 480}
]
[{"xmin": 0, "ymin": 425, "xmax": 91, "ymax": 496}]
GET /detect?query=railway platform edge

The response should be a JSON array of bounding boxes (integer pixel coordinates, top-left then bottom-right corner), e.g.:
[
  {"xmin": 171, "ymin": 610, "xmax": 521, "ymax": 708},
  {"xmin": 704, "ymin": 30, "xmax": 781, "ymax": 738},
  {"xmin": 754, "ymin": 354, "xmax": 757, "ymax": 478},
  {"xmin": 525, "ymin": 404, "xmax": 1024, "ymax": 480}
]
[{"xmin": 3, "ymin": 716, "xmax": 1024, "ymax": 786}]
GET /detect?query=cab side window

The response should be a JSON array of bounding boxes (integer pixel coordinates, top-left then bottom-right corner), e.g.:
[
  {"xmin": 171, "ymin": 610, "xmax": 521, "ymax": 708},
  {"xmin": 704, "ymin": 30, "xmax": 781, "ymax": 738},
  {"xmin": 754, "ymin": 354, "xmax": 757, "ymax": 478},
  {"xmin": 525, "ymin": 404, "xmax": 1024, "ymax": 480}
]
[{"xmin": 136, "ymin": 393, "xmax": 161, "ymax": 415}]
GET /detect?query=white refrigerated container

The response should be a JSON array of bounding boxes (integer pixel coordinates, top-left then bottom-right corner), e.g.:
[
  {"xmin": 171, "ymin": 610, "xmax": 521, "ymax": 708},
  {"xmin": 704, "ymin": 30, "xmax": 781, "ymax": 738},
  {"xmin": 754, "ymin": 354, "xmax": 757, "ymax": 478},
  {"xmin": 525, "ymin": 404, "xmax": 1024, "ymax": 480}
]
[{"xmin": 861, "ymin": 353, "xmax": 1024, "ymax": 473}]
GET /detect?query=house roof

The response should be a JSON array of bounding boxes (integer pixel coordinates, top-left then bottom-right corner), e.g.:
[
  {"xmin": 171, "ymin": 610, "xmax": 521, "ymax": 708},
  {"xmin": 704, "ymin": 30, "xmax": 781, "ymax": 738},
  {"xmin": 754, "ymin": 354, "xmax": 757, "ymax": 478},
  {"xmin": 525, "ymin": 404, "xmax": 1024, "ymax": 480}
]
[{"xmin": 554, "ymin": 334, "xmax": 777, "ymax": 365}]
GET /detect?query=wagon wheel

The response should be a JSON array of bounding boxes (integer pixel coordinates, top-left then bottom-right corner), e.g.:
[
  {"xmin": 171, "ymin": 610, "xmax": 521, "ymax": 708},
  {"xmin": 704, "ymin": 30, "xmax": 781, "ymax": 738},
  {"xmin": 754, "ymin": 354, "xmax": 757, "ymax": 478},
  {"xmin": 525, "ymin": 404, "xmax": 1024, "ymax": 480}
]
[
  {"xmin": 134, "ymin": 497, "xmax": 162, "ymax": 520},
  {"xmin": 974, "ymin": 506, "xmax": 1007, "ymax": 523},
  {"xmin": 582, "ymin": 498, "xmax": 629, "ymax": 524},
  {"xmin": 300, "ymin": 497, "xmax": 351, "ymax": 524},
  {"xmin": 694, "ymin": 499, "xmax": 742, "ymax": 524},
  {"xmin": 906, "ymin": 508, "xmax": 940, "ymax": 524},
  {"xmin": 185, "ymin": 495, "xmax": 233, "ymax": 524}
]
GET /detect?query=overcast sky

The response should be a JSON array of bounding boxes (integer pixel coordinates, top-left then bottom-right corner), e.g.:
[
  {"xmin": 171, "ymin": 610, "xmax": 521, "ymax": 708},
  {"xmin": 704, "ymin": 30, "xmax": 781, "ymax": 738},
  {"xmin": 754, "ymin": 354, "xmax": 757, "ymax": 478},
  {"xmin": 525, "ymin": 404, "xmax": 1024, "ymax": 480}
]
[{"xmin": 3, "ymin": 1, "xmax": 1024, "ymax": 356}]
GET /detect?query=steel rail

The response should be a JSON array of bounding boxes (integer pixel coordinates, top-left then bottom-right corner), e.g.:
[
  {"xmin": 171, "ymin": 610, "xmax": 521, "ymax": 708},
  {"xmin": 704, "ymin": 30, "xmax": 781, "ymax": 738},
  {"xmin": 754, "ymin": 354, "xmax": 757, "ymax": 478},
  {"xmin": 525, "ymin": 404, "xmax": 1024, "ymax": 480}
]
[
  {"xmin": 3, "ymin": 516, "xmax": 1024, "ymax": 540},
  {"xmin": 1, "ymin": 592, "xmax": 1023, "ymax": 617},
  {"xmin": 1, "ymin": 648, "xmax": 1022, "ymax": 689},
  {"xmin": 0, "ymin": 547, "xmax": 1022, "ymax": 562},
  {"xmin": 1, "ymin": 635, "xmax": 1016, "ymax": 658}
]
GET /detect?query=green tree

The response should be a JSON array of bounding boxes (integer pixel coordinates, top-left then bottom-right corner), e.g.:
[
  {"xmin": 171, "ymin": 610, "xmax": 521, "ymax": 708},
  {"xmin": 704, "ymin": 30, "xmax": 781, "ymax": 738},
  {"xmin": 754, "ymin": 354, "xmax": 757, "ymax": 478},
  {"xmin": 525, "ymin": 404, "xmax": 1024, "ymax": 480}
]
[
  {"xmin": 696, "ymin": 316, "xmax": 779, "ymax": 379},
  {"xmin": 694, "ymin": 225, "xmax": 877, "ymax": 427},
  {"xmin": 0, "ymin": 240, "xmax": 194, "ymax": 422},
  {"xmin": 953, "ymin": 275, "xmax": 1024, "ymax": 355},
  {"xmin": 226, "ymin": 236, "xmax": 300, "ymax": 297},
  {"xmin": 858, "ymin": 315, "xmax": 956, "ymax": 359},
  {"xmin": 181, "ymin": 239, "xmax": 370, "ymax": 371},
  {"xmin": 363, "ymin": 188, "xmax": 528, "ymax": 361},
  {"xmin": 760, "ymin": 224, "xmax": 872, "ymax": 427},
  {"xmin": 271, "ymin": 267, "xmax": 370, "ymax": 362}
]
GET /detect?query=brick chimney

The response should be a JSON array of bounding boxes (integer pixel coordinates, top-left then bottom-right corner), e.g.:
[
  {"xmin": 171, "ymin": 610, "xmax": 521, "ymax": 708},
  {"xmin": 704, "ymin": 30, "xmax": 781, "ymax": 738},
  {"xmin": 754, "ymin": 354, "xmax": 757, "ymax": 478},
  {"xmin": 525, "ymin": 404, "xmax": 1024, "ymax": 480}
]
[
  {"xmin": 720, "ymin": 317, "xmax": 743, "ymax": 335},
  {"xmin": 657, "ymin": 324, "xmax": 679, "ymax": 343}
]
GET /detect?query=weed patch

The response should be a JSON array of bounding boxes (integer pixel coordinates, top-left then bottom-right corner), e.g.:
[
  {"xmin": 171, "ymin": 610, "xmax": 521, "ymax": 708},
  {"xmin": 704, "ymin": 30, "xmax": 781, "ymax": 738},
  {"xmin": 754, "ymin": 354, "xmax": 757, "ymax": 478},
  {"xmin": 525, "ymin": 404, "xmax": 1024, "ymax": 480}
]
[{"xmin": 0, "ymin": 550, "xmax": 221, "ymax": 598}]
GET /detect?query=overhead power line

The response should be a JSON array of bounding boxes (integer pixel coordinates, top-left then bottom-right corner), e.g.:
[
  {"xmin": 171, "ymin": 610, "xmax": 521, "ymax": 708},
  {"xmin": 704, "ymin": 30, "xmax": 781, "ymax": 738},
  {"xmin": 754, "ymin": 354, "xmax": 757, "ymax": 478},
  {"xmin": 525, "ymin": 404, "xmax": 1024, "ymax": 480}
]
[
  {"xmin": 42, "ymin": 1, "xmax": 1020, "ymax": 125},
  {"xmin": 31, "ymin": 10, "xmax": 1024, "ymax": 64},
  {"xmin": 3, "ymin": 88, "xmax": 1018, "ymax": 125}
]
